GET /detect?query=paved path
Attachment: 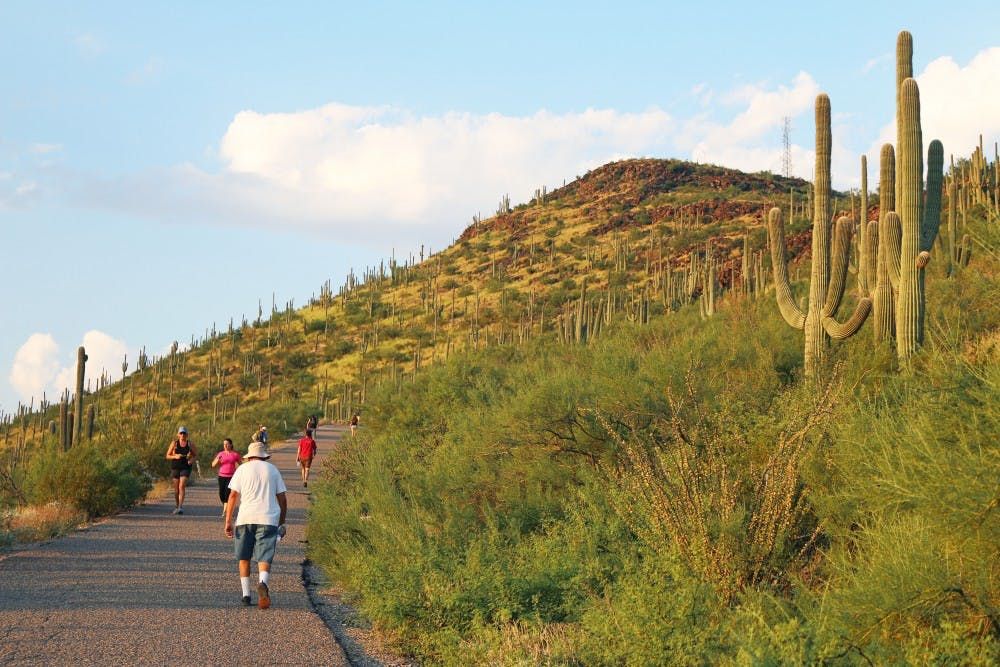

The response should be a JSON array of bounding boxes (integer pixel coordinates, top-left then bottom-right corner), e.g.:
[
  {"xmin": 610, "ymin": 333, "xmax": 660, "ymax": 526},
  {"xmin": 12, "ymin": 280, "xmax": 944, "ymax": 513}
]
[{"xmin": 0, "ymin": 425, "xmax": 349, "ymax": 666}]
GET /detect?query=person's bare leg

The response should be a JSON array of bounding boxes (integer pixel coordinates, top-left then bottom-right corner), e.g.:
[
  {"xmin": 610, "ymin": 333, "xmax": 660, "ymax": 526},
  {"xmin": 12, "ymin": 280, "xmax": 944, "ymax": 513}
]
[
  {"xmin": 303, "ymin": 465, "xmax": 310, "ymax": 484},
  {"xmin": 178, "ymin": 476, "xmax": 188, "ymax": 508},
  {"xmin": 239, "ymin": 560, "xmax": 251, "ymax": 577},
  {"xmin": 172, "ymin": 477, "xmax": 180, "ymax": 507}
]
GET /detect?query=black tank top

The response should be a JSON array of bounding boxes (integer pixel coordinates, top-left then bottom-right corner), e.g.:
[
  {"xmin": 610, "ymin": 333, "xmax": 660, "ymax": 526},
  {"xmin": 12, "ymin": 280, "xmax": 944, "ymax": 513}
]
[{"xmin": 172, "ymin": 441, "xmax": 192, "ymax": 470}]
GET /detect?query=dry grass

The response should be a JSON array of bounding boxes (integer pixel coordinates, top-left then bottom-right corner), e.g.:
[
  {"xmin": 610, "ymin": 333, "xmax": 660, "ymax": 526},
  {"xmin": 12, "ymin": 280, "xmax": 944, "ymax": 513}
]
[
  {"xmin": 2, "ymin": 502, "xmax": 86, "ymax": 545},
  {"xmin": 1, "ymin": 478, "xmax": 173, "ymax": 550},
  {"xmin": 477, "ymin": 621, "xmax": 577, "ymax": 666}
]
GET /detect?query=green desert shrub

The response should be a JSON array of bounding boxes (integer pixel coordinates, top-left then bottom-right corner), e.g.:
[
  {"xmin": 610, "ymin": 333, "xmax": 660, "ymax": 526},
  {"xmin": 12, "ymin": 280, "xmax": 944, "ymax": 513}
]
[
  {"xmin": 303, "ymin": 205, "xmax": 999, "ymax": 664},
  {"xmin": 25, "ymin": 443, "xmax": 150, "ymax": 518}
]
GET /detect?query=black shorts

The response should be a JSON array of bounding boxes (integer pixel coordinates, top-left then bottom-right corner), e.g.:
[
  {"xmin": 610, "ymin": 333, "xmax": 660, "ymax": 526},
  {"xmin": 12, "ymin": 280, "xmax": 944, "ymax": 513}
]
[{"xmin": 171, "ymin": 467, "xmax": 192, "ymax": 479}]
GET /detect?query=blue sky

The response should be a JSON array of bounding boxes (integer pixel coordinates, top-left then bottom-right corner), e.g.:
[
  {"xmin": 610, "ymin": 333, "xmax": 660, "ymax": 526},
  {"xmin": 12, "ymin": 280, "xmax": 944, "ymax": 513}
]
[{"xmin": 1, "ymin": 1, "xmax": 999, "ymax": 412}]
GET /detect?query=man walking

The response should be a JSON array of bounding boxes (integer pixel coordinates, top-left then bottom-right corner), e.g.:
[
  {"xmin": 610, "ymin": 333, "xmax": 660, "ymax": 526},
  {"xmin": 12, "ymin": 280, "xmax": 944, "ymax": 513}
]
[{"xmin": 224, "ymin": 441, "xmax": 287, "ymax": 609}]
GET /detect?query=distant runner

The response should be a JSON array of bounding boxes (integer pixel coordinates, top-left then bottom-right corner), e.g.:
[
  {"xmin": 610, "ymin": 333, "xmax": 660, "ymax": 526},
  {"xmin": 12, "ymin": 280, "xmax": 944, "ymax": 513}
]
[
  {"xmin": 165, "ymin": 426, "xmax": 196, "ymax": 514},
  {"xmin": 224, "ymin": 441, "xmax": 287, "ymax": 609},
  {"xmin": 350, "ymin": 414, "xmax": 360, "ymax": 437},
  {"xmin": 211, "ymin": 438, "xmax": 241, "ymax": 517},
  {"xmin": 297, "ymin": 430, "xmax": 317, "ymax": 488}
]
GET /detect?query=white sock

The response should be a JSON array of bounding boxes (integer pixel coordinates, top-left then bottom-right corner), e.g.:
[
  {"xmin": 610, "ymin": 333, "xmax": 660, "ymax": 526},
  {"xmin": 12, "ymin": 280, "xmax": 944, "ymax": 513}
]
[
  {"xmin": 259, "ymin": 570, "xmax": 270, "ymax": 586},
  {"xmin": 240, "ymin": 576, "xmax": 252, "ymax": 597}
]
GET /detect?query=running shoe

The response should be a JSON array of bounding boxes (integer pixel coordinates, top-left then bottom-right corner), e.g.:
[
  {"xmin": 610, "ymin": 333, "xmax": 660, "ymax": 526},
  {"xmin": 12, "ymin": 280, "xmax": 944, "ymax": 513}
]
[
  {"xmin": 172, "ymin": 507, "xmax": 180, "ymax": 515},
  {"xmin": 242, "ymin": 596, "xmax": 252, "ymax": 607},
  {"xmin": 177, "ymin": 507, "xmax": 184, "ymax": 515},
  {"xmin": 257, "ymin": 582, "xmax": 271, "ymax": 610}
]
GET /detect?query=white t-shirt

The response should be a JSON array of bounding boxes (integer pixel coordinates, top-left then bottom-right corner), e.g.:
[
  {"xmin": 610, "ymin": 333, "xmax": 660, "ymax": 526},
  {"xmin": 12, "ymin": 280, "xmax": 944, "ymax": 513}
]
[{"xmin": 228, "ymin": 459, "xmax": 287, "ymax": 526}]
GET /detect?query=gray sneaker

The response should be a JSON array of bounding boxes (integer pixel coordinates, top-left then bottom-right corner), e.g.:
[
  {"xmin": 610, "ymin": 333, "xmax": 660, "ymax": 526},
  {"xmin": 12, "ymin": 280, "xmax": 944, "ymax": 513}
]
[
  {"xmin": 241, "ymin": 595, "xmax": 252, "ymax": 607},
  {"xmin": 172, "ymin": 507, "xmax": 181, "ymax": 515}
]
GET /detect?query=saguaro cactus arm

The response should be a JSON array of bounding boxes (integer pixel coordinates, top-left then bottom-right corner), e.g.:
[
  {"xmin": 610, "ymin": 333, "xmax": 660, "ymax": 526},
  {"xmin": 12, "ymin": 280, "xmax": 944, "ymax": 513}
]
[
  {"xmin": 883, "ymin": 212, "xmax": 902, "ymax": 290},
  {"xmin": 823, "ymin": 300, "xmax": 873, "ymax": 339},
  {"xmin": 822, "ymin": 217, "xmax": 872, "ymax": 337},
  {"xmin": 767, "ymin": 207, "xmax": 806, "ymax": 329},
  {"xmin": 822, "ymin": 217, "xmax": 853, "ymax": 318}
]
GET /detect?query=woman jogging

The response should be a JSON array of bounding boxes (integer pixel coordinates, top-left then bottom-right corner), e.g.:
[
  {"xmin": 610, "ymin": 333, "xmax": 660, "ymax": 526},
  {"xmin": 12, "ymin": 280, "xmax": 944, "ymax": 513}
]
[
  {"xmin": 297, "ymin": 430, "xmax": 317, "ymax": 488},
  {"xmin": 211, "ymin": 438, "xmax": 242, "ymax": 516},
  {"xmin": 350, "ymin": 413, "xmax": 359, "ymax": 437},
  {"xmin": 165, "ymin": 426, "xmax": 197, "ymax": 514}
]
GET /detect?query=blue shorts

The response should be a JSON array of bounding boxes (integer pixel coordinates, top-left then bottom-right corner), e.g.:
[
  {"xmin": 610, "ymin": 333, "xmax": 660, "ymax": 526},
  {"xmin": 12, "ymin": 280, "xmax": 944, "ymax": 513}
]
[{"xmin": 234, "ymin": 524, "xmax": 279, "ymax": 563}]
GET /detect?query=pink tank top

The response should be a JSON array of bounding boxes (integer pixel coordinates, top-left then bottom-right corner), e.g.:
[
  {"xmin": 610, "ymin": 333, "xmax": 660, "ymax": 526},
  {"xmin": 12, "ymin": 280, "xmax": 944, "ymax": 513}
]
[{"xmin": 217, "ymin": 450, "xmax": 241, "ymax": 477}]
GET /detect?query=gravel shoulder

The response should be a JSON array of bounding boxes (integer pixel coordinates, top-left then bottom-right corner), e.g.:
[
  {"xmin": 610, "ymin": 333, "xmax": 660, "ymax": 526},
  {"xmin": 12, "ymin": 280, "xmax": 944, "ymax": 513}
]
[{"xmin": 0, "ymin": 425, "xmax": 372, "ymax": 666}]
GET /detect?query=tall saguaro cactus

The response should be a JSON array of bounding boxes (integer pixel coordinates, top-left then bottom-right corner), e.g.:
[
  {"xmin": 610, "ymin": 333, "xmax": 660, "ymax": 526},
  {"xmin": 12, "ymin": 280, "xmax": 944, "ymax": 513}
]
[
  {"xmin": 72, "ymin": 346, "xmax": 87, "ymax": 447},
  {"xmin": 892, "ymin": 31, "xmax": 944, "ymax": 362},
  {"xmin": 767, "ymin": 94, "xmax": 872, "ymax": 377},
  {"xmin": 894, "ymin": 79, "xmax": 943, "ymax": 359}
]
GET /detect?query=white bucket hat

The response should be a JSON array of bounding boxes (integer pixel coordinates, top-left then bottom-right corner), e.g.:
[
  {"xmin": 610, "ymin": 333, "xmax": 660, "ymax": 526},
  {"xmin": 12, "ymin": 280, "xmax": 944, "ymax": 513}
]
[{"xmin": 245, "ymin": 441, "xmax": 271, "ymax": 460}]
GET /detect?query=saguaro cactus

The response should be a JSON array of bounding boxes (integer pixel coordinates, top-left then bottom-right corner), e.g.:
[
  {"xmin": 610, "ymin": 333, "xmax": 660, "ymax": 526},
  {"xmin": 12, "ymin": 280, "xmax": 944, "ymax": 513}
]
[
  {"xmin": 767, "ymin": 94, "xmax": 872, "ymax": 377},
  {"xmin": 894, "ymin": 77, "xmax": 943, "ymax": 360},
  {"xmin": 72, "ymin": 346, "xmax": 87, "ymax": 447}
]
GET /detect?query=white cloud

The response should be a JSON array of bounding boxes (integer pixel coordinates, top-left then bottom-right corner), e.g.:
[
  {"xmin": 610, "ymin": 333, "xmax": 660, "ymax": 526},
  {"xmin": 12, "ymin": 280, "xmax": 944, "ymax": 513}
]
[
  {"xmin": 9, "ymin": 334, "xmax": 60, "ymax": 402},
  {"xmin": 217, "ymin": 104, "xmax": 676, "ymax": 223},
  {"xmin": 52, "ymin": 331, "xmax": 130, "ymax": 396},
  {"xmin": 66, "ymin": 70, "xmax": 848, "ymax": 242},
  {"xmin": 8, "ymin": 331, "xmax": 129, "ymax": 403},
  {"xmin": 685, "ymin": 71, "xmax": 820, "ymax": 176},
  {"xmin": 868, "ymin": 47, "xmax": 1000, "ymax": 167},
  {"xmin": 71, "ymin": 105, "xmax": 678, "ymax": 243}
]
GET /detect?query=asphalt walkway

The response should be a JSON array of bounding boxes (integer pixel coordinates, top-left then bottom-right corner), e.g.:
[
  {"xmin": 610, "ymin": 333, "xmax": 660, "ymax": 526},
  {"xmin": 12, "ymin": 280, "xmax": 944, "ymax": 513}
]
[{"xmin": 0, "ymin": 425, "xmax": 349, "ymax": 666}]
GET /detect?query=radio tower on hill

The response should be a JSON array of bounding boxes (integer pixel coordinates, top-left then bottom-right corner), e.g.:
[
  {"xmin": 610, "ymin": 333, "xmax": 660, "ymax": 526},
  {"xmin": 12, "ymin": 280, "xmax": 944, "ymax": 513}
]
[{"xmin": 781, "ymin": 116, "xmax": 792, "ymax": 177}]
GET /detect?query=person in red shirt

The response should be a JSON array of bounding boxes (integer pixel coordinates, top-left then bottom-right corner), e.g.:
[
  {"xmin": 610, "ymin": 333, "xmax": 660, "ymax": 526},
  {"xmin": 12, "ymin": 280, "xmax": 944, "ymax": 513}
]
[{"xmin": 297, "ymin": 429, "xmax": 318, "ymax": 488}]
